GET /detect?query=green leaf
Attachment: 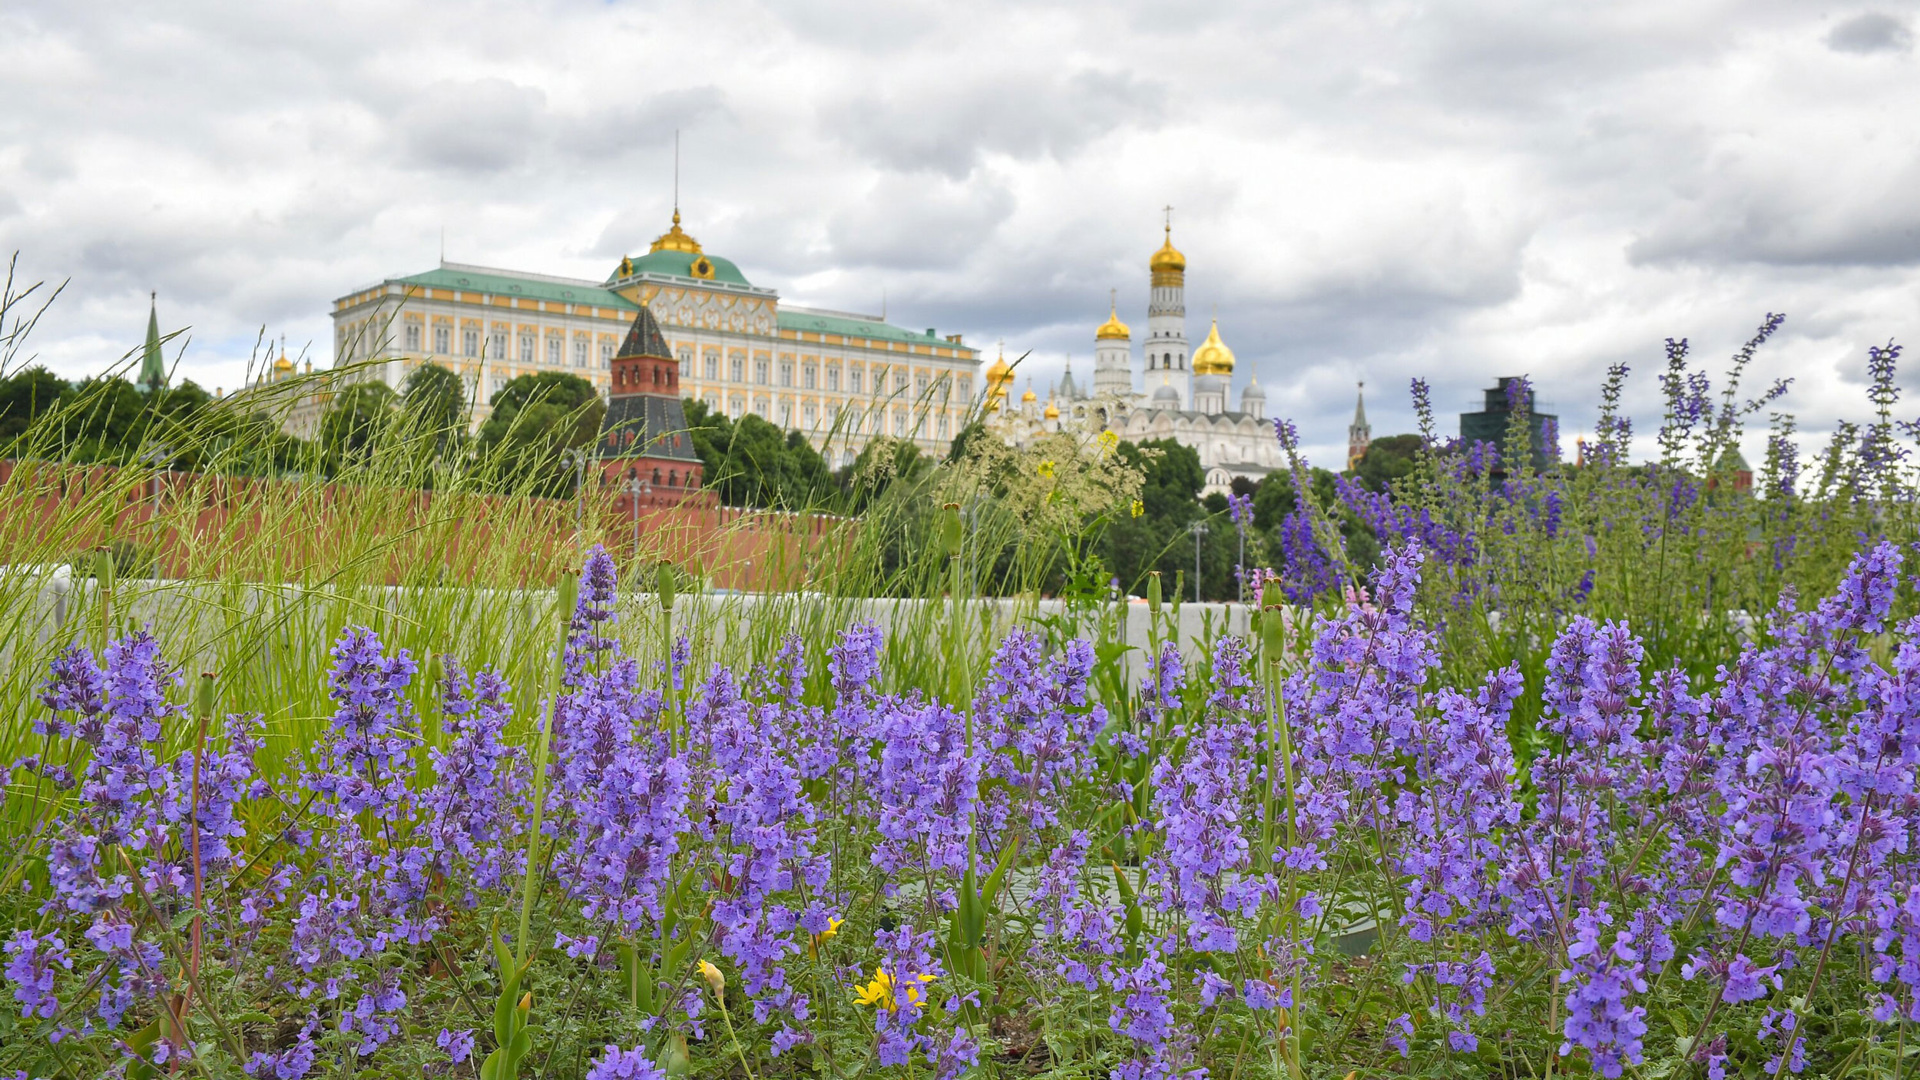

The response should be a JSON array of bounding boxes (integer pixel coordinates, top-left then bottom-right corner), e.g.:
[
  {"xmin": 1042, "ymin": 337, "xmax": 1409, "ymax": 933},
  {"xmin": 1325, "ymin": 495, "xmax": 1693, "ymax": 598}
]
[{"xmin": 659, "ymin": 936, "xmax": 693, "ymax": 991}]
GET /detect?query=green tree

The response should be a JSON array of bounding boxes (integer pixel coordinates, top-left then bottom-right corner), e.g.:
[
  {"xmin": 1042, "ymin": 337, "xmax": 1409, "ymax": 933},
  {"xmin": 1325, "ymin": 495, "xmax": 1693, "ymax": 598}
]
[
  {"xmin": 683, "ymin": 398, "xmax": 838, "ymax": 510},
  {"xmin": 477, "ymin": 373, "xmax": 604, "ymax": 495},
  {"xmin": 319, "ymin": 381, "xmax": 398, "ymax": 466},
  {"xmin": 1100, "ymin": 438, "xmax": 1212, "ymax": 596},
  {"xmin": 0, "ymin": 366, "xmax": 70, "ymax": 444},
  {"xmin": 841, "ymin": 436, "xmax": 931, "ymax": 513},
  {"xmin": 1354, "ymin": 433, "xmax": 1422, "ymax": 492},
  {"xmin": 401, "ymin": 362, "xmax": 467, "ymax": 445}
]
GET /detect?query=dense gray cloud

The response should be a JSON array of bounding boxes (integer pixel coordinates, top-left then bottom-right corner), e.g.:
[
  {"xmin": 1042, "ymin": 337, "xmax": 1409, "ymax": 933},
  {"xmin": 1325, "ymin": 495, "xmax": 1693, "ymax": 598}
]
[
  {"xmin": 1829, "ymin": 12, "xmax": 1914, "ymax": 53},
  {"xmin": 2, "ymin": 0, "xmax": 1918, "ymax": 464}
]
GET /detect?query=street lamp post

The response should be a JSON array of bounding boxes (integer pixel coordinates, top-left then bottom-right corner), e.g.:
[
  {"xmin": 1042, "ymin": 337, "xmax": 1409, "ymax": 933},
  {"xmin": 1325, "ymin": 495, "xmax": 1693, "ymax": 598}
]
[
  {"xmin": 561, "ymin": 449, "xmax": 588, "ymax": 539},
  {"xmin": 1189, "ymin": 520, "xmax": 1209, "ymax": 603},
  {"xmin": 142, "ymin": 446, "xmax": 171, "ymax": 514}
]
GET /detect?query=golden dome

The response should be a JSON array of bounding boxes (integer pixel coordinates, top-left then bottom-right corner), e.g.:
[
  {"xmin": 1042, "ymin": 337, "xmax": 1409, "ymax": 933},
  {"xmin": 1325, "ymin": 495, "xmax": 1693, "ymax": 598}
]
[
  {"xmin": 986, "ymin": 350, "xmax": 1012, "ymax": 393},
  {"xmin": 1192, "ymin": 319, "xmax": 1235, "ymax": 375},
  {"xmin": 649, "ymin": 210, "xmax": 703, "ymax": 255},
  {"xmin": 1021, "ymin": 383, "xmax": 1037, "ymax": 404},
  {"xmin": 272, "ymin": 350, "xmax": 293, "ymax": 373},
  {"xmin": 1149, "ymin": 224, "xmax": 1186, "ymax": 274},
  {"xmin": 1095, "ymin": 304, "xmax": 1131, "ymax": 341},
  {"xmin": 1043, "ymin": 393, "xmax": 1060, "ymax": 419}
]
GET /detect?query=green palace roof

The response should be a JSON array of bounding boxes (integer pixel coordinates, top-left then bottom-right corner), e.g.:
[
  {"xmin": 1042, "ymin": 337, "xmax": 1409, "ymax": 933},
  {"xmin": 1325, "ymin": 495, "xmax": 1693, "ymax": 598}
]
[
  {"xmin": 776, "ymin": 309, "xmax": 973, "ymax": 350},
  {"xmin": 391, "ymin": 266, "xmax": 636, "ymax": 309},
  {"xmin": 621, "ymin": 249, "xmax": 753, "ymax": 288},
  {"xmin": 374, "ymin": 263, "xmax": 972, "ymax": 351}
]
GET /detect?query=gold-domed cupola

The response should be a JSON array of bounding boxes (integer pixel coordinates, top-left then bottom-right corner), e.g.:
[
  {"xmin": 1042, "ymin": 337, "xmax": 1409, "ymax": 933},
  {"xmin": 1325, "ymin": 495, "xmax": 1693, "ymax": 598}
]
[
  {"xmin": 1192, "ymin": 319, "xmax": 1235, "ymax": 376},
  {"xmin": 985, "ymin": 347, "xmax": 1014, "ymax": 408},
  {"xmin": 1149, "ymin": 223, "xmax": 1186, "ymax": 278},
  {"xmin": 649, "ymin": 210, "xmax": 703, "ymax": 255},
  {"xmin": 1096, "ymin": 303, "xmax": 1131, "ymax": 341}
]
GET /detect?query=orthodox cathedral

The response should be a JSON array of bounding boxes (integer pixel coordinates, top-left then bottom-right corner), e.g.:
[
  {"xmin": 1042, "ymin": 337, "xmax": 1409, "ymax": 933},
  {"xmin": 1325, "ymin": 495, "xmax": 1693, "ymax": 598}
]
[{"xmin": 986, "ymin": 222, "xmax": 1282, "ymax": 494}]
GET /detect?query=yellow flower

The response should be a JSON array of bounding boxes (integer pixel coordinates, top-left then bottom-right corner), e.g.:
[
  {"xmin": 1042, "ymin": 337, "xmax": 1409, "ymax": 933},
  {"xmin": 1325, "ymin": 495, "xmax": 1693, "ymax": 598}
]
[
  {"xmin": 1130, "ymin": 499, "xmax": 1145, "ymax": 518},
  {"xmin": 1097, "ymin": 430, "xmax": 1119, "ymax": 456},
  {"xmin": 809, "ymin": 917, "xmax": 843, "ymax": 959},
  {"xmin": 1038, "ymin": 459, "xmax": 1056, "ymax": 479},
  {"xmin": 698, "ymin": 959, "xmax": 725, "ymax": 997},
  {"xmin": 852, "ymin": 966, "xmax": 935, "ymax": 1013}
]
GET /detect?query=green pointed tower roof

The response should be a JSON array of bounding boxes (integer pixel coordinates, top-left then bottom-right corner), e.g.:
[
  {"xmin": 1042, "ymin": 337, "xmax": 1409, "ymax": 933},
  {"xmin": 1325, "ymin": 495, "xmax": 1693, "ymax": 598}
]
[{"xmin": 138, "ymin": 293, "xmax": 167, "ymax": 394}]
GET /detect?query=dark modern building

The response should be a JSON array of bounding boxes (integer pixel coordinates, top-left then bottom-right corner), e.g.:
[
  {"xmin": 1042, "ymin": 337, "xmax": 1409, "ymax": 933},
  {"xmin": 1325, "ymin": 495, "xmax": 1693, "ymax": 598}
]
[{"xmin": 1460, "ymin": 377, "xmax": 1558, "ymax": 470}]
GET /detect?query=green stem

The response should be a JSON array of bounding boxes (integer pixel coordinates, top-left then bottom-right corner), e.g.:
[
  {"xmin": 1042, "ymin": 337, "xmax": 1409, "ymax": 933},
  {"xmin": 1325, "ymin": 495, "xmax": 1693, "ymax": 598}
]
[{"xmin": 516, "ymin": 570, "xmax": 579, "ymax": 970}]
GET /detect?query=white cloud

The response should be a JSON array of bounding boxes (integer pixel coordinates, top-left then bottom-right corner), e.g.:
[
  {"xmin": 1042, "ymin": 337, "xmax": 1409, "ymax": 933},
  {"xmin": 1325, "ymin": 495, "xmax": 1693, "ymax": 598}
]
[{"xmin": 1, "ymin": 0, "xmax": 1918, "ymax": 465}]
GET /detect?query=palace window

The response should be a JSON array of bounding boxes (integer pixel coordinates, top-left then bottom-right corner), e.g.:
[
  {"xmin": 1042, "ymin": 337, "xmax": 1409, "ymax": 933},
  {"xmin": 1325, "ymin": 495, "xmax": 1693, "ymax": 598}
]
[
  {"xmin": 405, "ymin": 323, "xmax": 422, "ymax": 351},
  {"xmin": 826, "ymin": 365, "xmax": 840, "ymax": 391},
  {"xmin": 519, "ymin": 334, "xmax": 534, "ymax": 362},
  {"xmin": 729, "ymin": 395, "xmax": 744, "ymax": 416},
  {"xmin": 779, "ymin": 400, "xmax": 792, "ymax": 427},
  {"xmin": 463, "ymin": 329, "xmax": 478, "ymax": 357},
  {"xmin": 728, "ymin": 355, "xmax": 743, "ymax": 382},
  {"xmin": 433, "ymin": 326, "xmax": 450, "ymax": 354},
  {"xmin": 491, "ymin": 375, "xmax": 507, "ymax": 395},
  {"xmin": 704, "ymin": 352, "xmax": 718, "ymax": 380},
  {"xmin": 803, "ymin": 402, "xmax": 817, "ymax": 427},
  {"xmin": 958, "ymin": 376, "xmax": 971, "ymax": 398},
  {"xmin": 754, "ymin": 359, "xmax": 769, "ymax": 385},
  {"xmin": 893, "ymin": 411, "xmax": 906, "ymax": 436},
  {"xmin": 601, "ymin": 342, "xmax": 614, "ymax": 369},
  {"xmin": 938, "ymin": 414, "xmax": 949, "ymax": 438},
  {"xmin": 547, "ymin": 337, "xmax": 562, "ymax": 365},
  {"xmin": 848, "ymin": 368, "xmax": 862, "ymax": 394},
  {"xmin": 895, "ymin": 370, "xmax": 909, "ymax": 394},
  {"xmin": 490, "ymin": 331, "xmax": 507, "ymax": 360},
  {"xmin": 574, "ymin": 340, "xmax": 588, "ymax": 368},
  {"xmin": 915, "ymin": 373, "xmax": 928, "ymax": 397},
  {"xmin": 704, "ymin": 393, "xmax": 718, "ymax": 412},
  {"xmin": 779, "ymin": 361, "xmax": 793, "ymax": 387},
  {"xmin": 803, "ymin": 364, "xmax": 816, "ymax": 390}
]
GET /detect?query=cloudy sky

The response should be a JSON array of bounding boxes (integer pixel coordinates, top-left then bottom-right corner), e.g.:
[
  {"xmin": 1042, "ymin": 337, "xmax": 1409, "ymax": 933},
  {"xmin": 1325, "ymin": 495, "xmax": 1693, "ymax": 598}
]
[{"xmin": 3, "ymin": 0, "xmax": 1917, "ymax": 464}]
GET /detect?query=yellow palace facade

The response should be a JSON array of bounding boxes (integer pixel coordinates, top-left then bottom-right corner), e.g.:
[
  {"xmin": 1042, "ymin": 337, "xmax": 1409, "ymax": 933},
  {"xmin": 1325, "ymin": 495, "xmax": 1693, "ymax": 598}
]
[{"xmin": 318, "ymin": 212, "xmax": 981, "ymax": 466}]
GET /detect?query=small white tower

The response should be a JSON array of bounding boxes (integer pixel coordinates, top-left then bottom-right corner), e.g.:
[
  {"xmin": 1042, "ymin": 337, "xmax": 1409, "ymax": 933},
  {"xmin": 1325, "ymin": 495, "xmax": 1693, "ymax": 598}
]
[
  {"xmin": 1093, "ymin": 291, "xmax": 1134, "ymax": 398},
  {"xmin": 1143, "ymin": 210, "xmax": 1191, "ymax": 409},
  {"xmin": 1190, "ymin": 319, "xmax": 1234, "ymax": 415},
  {"xmin": 1240, "ymin": 374, "xmax": 1266, "ymax": 421}
]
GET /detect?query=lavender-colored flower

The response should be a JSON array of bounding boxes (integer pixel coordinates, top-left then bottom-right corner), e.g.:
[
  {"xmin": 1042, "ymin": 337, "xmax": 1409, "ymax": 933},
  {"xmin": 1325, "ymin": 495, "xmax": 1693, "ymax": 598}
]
[
  {"xmin": 1559, "ymin": 904, "xmax": 1649, "ymax": 1079},
  {"xmin": 4, "ymin": 931, "xmax": 70, "ymax": 1020},
  {"xmin": 436, "ymin": 1028, "xmax": 475, "ymax": 1064},
  {"xmin": 585, "ymin": 1044, "xmax": 667, "ymax": 1080}
]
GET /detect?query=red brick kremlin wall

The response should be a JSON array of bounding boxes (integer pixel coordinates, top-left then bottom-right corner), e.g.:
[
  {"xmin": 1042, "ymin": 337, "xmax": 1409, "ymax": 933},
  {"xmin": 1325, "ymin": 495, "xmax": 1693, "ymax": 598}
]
[{"xmin": 0, "ymin": 459, "xmax": 846, "ymax": 590}]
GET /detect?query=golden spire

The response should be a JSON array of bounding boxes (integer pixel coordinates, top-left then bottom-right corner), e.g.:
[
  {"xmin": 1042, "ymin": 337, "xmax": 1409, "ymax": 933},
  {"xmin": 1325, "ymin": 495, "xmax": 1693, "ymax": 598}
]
[
  {"xmin": 1149, "ymin": 207, "xmax": 1185, "ymax": 275},
  {"xmin": 985, "ymin": 344, "xmax": 1013, "ymax": 408},
  {"xmin": 649, "ymin": 209, "xmax": 703, "ymax": 255},
  {"xmin": 1096, "ymin": 288, "xmax": 1131, "ymax": 340},
  {"xmin": 1192, "ymin": 319, "xmax": 1235, "ymax": 375}
]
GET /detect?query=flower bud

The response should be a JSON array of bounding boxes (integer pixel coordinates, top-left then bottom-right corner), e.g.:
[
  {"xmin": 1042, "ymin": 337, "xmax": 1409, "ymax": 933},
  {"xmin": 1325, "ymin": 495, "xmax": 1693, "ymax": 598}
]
[
  {"xmin": 698, "ymin": 959, "xmax": 725, "ymax": 997},
  {"xmin": 656, "ymin": 560, "xmax": 678, "ymax": 612},
  {"xmin": 196, "ymin": 672, "xmax": 216, "ymax": 720},
  {"xmin": 1147, "ymin": 571, "xmax": 1162, "ymax": 617},
  {"xmin": 939, "ymin": 503, "xmax": 963, "ymax": 560}
]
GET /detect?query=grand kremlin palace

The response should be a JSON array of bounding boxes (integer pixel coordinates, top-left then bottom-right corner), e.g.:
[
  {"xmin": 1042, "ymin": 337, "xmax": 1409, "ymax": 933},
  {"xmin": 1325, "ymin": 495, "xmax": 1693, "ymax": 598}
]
[{"xmin": 316, "ymin": 212, "xmax": 981, "ymax": 466}]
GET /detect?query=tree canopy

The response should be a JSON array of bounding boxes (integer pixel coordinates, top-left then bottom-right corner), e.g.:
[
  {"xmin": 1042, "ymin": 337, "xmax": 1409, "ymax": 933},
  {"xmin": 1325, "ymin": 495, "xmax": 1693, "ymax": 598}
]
[{"xmin": 683, "ymin": 398, "xmax": 837, "ymax": 510}]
